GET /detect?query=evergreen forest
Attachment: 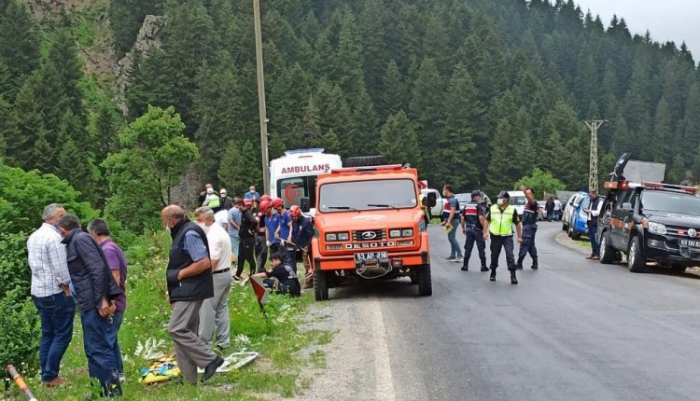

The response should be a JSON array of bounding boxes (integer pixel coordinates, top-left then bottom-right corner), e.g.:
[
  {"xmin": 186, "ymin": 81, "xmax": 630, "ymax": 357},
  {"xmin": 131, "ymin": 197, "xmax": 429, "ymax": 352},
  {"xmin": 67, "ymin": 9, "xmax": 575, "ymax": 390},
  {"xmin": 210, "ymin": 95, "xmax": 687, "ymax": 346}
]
[{"xmin": 1, "ymin": 0, "xmax": 700, "ymax": 221}]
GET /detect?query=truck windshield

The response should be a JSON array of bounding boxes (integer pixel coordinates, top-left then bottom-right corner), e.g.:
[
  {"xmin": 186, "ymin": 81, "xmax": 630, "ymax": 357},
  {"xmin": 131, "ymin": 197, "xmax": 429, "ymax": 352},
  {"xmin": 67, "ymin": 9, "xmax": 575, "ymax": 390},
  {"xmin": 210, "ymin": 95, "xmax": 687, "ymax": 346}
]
[
  {"xmin": 319, "ymin": 179, "xmax": 417, "ymax": 212},
  {"xmin": 641, "ymin": 191, "xmax": 700, "ymax": 216}
]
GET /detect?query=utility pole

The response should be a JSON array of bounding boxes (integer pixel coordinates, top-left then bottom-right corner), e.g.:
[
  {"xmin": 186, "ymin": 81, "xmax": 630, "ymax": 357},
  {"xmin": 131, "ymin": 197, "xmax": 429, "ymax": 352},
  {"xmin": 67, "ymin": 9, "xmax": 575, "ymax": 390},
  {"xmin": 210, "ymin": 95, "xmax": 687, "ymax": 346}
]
[
  {"xmin": 584, "ymin": 119, "xmax": 606, "ymax": 192},
  {"xmin": 253, "ymin": 0, "xmax": 270, "ymax": 193}
]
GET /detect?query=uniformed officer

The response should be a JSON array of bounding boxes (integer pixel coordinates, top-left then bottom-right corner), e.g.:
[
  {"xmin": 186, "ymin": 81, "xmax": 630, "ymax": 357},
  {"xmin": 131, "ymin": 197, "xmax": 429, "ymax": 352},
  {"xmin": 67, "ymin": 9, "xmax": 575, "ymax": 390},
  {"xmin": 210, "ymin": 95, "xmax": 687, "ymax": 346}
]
[
  {"xmin": 486, "ymin": 191, "xmax": 522, "ymax": 285},
  {"xmin": 460, "ymin": 190, "xmax": 489, "ymax": 272},
  {"xmin": 517, "ymin": 186, "xmax": 539, "ymax": 270}
]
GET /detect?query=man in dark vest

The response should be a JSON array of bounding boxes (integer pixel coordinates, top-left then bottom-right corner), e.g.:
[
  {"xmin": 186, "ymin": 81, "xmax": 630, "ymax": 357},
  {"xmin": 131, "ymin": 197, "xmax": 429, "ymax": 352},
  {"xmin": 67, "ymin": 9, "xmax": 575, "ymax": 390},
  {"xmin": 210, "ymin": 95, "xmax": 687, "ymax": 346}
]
[
  {"xmin": 460, "ymin": 190, "xmax": 489, "ymax": 272},
  {"xmin": 516, "ymin": 186, "xmax": 539, "ymax": 270},
  {"xmin": 584, "ymin": 190, "xmax": 603, "ymax": 260},
  {"xmin": 161, "ymin": 205, "xmax": 224, "ymax": 384}
]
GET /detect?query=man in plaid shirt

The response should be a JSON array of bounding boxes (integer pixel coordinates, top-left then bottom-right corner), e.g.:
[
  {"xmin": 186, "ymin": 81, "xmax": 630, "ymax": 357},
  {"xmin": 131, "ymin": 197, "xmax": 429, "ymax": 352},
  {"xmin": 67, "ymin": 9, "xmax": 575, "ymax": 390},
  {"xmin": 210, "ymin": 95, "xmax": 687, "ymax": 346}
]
[{"xmin": 27, "ymin": 203, "xmax": 75, "ymax": 387}]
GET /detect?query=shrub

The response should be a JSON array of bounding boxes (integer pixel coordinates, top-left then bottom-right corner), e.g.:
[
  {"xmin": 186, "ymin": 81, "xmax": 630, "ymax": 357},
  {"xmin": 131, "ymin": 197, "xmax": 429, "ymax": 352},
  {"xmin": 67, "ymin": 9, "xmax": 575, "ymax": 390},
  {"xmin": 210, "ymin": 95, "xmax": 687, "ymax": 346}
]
[
  {"xmin": 0, "ymin": 289, "xmax": 40, "ymax": 375},
  {"xmin": 0, "ymin": 232, "xmax": 30, "ymax": 297}
]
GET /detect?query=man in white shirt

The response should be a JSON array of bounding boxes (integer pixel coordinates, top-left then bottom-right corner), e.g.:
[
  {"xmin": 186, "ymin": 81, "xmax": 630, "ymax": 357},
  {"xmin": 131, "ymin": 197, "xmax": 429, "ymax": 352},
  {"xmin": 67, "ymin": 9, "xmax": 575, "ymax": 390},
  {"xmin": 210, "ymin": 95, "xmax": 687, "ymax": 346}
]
[
  {"xmin": 584, "ymin": 190, "xmax": 604, "ymax": 260},
  {"xmin": 214, "ymin": 207, "xmax": 229, "ymax": 232},
  {"xmin": 27, "ymin": 203, "xmax": 75, "ymax": 387},
  {"xmin": 553, "ymin": 197, "xmax": 562, "ymax": 221},
  {"xmin": 195, "ymin": 207, "xmax": 233, "ymax": 349}
]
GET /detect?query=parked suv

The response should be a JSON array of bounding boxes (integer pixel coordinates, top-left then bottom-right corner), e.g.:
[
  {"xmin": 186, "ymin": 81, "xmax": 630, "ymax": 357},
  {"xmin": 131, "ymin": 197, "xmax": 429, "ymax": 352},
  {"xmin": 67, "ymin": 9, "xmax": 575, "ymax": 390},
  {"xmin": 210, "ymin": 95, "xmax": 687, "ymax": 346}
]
[
  {"xmin": 598, "ymin": 181, "xmax": 700, "ymax": 272},
  {"xmin": 562, "ymin": 192, "xmax": 586, "ymax": 233},
  {"xmin": 309, "ymin": 165, "xmax": 431, "ymax": 300}
]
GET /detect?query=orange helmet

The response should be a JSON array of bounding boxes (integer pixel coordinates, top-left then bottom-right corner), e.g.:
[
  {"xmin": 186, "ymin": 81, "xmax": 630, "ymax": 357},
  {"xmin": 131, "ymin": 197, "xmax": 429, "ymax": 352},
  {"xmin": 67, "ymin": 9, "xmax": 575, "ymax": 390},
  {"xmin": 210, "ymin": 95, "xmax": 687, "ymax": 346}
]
[
  {"xmin": 289, "ymin": 205, "xmax": 302, "ymax": 218},
  {"xmin": 259, "ymin": 200, "xmax": 271, "ymax": 213},
  {"xmin": 261, "ymin": 194, "xmax": 272, "ymax": 203},
  {"xmin": 271, "ymin": 198, "xmax": 284, "ymax": 209}
]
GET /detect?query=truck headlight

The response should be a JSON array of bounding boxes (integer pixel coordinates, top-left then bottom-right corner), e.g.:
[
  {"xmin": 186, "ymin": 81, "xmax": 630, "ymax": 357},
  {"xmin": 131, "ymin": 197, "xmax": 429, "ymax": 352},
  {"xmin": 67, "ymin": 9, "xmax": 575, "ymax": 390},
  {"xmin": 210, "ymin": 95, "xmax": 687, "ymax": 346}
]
[
  {"xmin": 648, "ymin": 222, "xmax": 667, "ymax": 235},
  {"xmin": 402, "ymin": 229, "xmax": 413, "ymax": 237},
  {"xmin": 389, "ymin": 229, "xmax": 402, "ymax": 238},
  {"xmin": 337, "ymin": 232, "xmax": 350, "ymax": 241},
  {"xmin": 325, "ymin": 233, "xmax": 337, "ymax": 241}
]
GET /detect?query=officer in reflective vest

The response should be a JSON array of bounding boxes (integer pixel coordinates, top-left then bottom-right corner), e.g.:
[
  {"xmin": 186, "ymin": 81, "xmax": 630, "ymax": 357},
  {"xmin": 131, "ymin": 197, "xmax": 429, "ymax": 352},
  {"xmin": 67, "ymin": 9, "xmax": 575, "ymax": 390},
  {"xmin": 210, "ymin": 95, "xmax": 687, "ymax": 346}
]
[
  {"xmin": 486, "ymin": 191, "xmax": 522, "ymax": 284},
  {"xmin": 517, "ymin": 186, "xmax": 539, "ymax": 270},
  {"xmin": 460, "ymin": 190, "xmax": 489, "ymax": 272}
]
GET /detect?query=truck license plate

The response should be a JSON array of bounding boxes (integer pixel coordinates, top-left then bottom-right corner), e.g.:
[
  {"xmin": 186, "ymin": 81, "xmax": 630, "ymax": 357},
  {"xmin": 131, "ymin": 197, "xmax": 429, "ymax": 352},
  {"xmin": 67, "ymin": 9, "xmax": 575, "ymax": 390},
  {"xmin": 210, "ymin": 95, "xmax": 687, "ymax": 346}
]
[
  {"xmin": 355, "ymin": 252, "xmax": 388, "ymax": 262},
  {"xmin": 680, "ymin": 239, "xmax": 700, "ymax": 248}
]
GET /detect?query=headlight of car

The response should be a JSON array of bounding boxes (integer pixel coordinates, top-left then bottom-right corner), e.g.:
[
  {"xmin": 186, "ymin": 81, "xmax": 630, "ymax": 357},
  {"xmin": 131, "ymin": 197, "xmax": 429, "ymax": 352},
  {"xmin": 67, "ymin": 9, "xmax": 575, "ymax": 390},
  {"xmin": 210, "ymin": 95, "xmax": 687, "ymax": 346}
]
[
  {"xmin": 389, "ymin": 229, "xmax": 402, "ymax": 238},
  {"xmin": 325, "ymin": 233, "xmax": 337, "ymax": 241},
  {"xmin": 648, "ymin": 222, "xmax": 667, "ymax": 235},
  {"xmin": 337, "ymin": 232, "xmax": 350, "ymax": 241},
  {"xmin": 402, "ymin": 229, "xmax": 413, "ymax": 237}
]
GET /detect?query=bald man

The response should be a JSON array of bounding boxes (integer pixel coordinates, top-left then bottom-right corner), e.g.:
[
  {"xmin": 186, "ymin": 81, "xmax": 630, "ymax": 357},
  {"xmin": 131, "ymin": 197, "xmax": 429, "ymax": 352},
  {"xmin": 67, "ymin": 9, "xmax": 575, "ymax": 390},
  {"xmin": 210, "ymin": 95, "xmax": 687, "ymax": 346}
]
[{"xmin": 161, "ymin": 205, "xmax": 223, "ymax": 383}]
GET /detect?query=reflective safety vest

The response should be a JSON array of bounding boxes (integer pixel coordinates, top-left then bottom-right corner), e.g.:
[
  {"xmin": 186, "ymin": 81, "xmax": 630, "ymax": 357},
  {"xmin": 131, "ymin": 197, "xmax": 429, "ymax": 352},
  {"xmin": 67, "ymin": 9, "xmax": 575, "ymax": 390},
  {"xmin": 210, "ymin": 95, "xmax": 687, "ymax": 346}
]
[
  {"xmin": 489, "ymin": 204, "xmax": 516, "ymax": 236},
  {"xmin": 205, "ymin": 194, "xmax": 221, "ymax": 209}
]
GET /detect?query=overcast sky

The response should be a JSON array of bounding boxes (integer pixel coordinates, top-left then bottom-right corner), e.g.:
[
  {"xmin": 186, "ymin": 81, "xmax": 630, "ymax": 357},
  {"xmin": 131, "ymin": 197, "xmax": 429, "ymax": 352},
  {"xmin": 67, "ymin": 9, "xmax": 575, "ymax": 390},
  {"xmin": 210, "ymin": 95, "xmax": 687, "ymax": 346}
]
[{"xmin": 574, "ymin": 0, "xmax": 700, "ymax": 61}]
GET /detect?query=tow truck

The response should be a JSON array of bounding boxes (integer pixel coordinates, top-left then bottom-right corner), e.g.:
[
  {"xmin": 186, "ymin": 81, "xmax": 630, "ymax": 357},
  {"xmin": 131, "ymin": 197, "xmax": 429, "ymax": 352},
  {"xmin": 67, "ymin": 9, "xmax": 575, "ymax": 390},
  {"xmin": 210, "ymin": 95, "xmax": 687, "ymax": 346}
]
[{"xmin": 304, "ymin": 164, "xmax": 431, "ymax": 300}]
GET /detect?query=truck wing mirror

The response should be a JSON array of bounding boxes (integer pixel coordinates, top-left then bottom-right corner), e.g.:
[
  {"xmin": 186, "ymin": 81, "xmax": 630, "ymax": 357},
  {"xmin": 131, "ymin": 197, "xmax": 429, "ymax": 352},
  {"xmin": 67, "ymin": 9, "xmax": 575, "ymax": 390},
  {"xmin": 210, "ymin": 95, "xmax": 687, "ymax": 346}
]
[
  {"xmin": 300, "ymin": 197, "xmax": 311, "ymax": 213},
  {"xmin": 427, "ymin": 192, "xmax": 437, "ymax": 208}
]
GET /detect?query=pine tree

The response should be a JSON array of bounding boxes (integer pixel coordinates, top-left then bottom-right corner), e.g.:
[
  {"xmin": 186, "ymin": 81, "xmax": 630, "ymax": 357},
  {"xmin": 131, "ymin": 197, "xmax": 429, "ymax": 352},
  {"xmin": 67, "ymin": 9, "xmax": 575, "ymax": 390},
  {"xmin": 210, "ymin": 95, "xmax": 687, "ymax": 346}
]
[
  {"xmin": 360, "ymin": 0, "xmax": 387, "ymax": 97},
  {"xmin": 378, "ymin": 60, "xmax": 408, "ymax": 120},
  {"xmin": 487, "ymin": 118, "xmax": 532, "ymax": 194},
  {"xmin": 678, "ymin": 83, "xmax": 700, "ymax": 162},
  {"xmin": 349, "ymin": 85, "xmax": 380, "ymax": 154},
  {"xmin": 315, "ymin": 128, "xmax": 341, "ymax": 154},
  {"xmin": 409, "ymin": 58, "xmax": 445, "ymax": 155},
  {"xmin": 378, "ymin": 110, "xmax": 420, "ymax": 166},
  {"xmin": 315, "ymin": 79, "xmax": 353, "ymax": 155},
  {"xmin": 56, "ymin": 111, "xmax": 93, "ymax": 198},
  {"xmin": 0, "ymin": 0, "xmax": 40, "ymax": 93},
  {"xmin": 46, "ymin": 29, "xmax": 85, "ymax": 119}
]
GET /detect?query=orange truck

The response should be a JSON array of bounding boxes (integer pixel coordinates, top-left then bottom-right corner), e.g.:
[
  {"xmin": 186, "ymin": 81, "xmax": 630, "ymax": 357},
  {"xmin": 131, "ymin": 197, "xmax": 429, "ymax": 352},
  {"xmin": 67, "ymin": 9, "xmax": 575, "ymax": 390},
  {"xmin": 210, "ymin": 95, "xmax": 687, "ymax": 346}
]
[{"xmin": 302, "ymin": 164, "xmax": 431, "ymax": 301}]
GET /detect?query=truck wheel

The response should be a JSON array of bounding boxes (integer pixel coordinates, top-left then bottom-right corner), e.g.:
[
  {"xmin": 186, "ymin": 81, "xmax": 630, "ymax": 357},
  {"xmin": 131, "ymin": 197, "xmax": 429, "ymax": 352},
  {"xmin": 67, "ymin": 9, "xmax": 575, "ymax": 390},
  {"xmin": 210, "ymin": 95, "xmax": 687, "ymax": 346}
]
[
  {"xmin": 627, "ymin": 236, "xmax": 647, "ymax": 273},
  {"xmin": 409, "ymin": 269, "xmax": 419, "ymax": 284},
  {"xmin": 417, "ymin": 264, "xmax": 432, "ymax": 296},
  {"xmin": 314, "ymin": 270, "xmax": 329, "ymax": 301},
  {"xmin": 599, "ymin": 232, "xmax": 615, "ymax": 264},
  {"xmin": 343, "ymin": 155, "xmax": 388, "ymax": 167}
]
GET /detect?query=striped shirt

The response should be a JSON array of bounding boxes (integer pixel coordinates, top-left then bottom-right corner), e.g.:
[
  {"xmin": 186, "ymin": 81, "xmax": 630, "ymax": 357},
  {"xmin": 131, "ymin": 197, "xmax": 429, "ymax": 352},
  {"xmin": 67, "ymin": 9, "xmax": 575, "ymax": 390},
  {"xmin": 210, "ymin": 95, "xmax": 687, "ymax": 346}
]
[{"xmin": 27, "ymin": 223, "xmax": 71, "ymax": 297}]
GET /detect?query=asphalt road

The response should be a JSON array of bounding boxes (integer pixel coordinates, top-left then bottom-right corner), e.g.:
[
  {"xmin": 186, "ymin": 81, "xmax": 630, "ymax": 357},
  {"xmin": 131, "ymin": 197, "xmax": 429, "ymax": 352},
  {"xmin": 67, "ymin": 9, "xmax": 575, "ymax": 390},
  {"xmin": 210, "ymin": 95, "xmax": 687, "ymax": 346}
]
[{"xmin": 299, "ymin": 223, "xmax": 700, "ymax": 401}]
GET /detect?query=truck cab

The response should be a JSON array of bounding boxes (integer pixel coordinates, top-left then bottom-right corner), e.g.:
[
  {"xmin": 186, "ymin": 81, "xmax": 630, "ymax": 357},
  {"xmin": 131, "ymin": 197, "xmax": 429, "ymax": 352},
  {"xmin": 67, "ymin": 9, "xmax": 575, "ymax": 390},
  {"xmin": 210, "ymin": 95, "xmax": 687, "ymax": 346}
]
[{"xmin": 309, "ymin": 165, "xmax": 432, "ymax": 300}]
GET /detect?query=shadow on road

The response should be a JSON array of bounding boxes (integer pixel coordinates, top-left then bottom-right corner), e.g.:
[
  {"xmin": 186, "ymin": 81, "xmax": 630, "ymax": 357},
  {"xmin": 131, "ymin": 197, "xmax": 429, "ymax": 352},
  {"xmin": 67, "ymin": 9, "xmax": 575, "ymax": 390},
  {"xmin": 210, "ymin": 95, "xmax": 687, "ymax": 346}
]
[
  {"xmin": 603, "ymin": 261, "xmax": 700, "ymax": 280},
  {"xmin": 329, "ymin": 277, "xmax": 421, "ymax": 300}
]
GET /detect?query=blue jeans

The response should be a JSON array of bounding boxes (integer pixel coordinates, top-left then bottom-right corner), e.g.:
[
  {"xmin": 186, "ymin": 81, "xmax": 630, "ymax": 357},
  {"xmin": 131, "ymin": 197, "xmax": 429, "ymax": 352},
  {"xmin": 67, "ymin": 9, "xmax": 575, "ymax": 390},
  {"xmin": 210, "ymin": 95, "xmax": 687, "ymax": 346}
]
[
  {"xmin": 230, "ymin": 236, "xmax": 240, "ymax": 260},
  {"xmin": 447, "ymin": 219, "xmax": 462, "ymax": 257},
  {"xmin": 106, "ymin": 310, "xmax": 124, "ymax": 375},
  {"xmin": 32, "ymin": 292, "xmax": 76, "ymax": 382},
  {"xmin": 81, "ymin": 308, "xmax": 119, "ymax": 392},
  {"xmin": 588, "ymin": 224, "xmax": 599, "ymax": 256}
]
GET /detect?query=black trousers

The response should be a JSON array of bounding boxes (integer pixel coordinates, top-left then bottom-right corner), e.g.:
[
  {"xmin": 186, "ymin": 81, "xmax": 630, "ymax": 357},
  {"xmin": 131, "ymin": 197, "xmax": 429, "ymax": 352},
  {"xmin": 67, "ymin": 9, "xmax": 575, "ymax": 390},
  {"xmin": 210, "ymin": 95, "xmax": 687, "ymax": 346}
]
[
  {"xmin": 490, "ymin": 235, "xmax": 516, "ymax": 271},
  {"xmin": 463, "ymin": 227, "xmax": 487, "ymax": 266},
  {"xmin": 236, "ymin": 236, "xmax": 256, "ymax": 277},
  {"xmin": 255, "ymin": 236, "xmax": 268, "ymax": 273},
  {"xmin": 518, "ymin": 224, "xmax": 538, "ymax": 260}
]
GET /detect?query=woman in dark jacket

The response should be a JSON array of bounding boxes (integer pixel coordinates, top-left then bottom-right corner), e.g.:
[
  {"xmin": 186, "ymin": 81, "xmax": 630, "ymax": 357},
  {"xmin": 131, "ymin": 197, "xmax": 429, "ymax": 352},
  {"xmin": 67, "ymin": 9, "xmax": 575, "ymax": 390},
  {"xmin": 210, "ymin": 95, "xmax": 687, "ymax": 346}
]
[{"xmin": 58, "ymin": 215, "xmax": 123, "ymax": 398}]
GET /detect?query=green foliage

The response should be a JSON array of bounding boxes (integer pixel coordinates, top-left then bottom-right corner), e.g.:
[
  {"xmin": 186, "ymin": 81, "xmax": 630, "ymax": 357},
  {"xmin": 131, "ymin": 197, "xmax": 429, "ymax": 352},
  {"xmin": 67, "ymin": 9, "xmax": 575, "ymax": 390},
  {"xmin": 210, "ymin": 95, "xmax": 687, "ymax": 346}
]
[
  {"xmin": 0, "ymin": 289, "xmax": 39, "ymax": 375},
  {"xmin": 103, "ymin": 106, "xmax": 198, "ymax": 233},
  {"xmin": 379, "ymin": 110, "xmax": 419, "ymax": 166},
  {"xmin": 218, "ymin": 139, "xmax": 262, "ymax": 195},
  {"xmin": 515, "ymin": 168, "xmax": 566, "ymax": 199},
  {"xmin": 0, "ymin": 163, "xmax": 97, "ymax": 234},
  {"xmin": 0, "ymin": 232, "xmax": 29, "ymax": 296}
]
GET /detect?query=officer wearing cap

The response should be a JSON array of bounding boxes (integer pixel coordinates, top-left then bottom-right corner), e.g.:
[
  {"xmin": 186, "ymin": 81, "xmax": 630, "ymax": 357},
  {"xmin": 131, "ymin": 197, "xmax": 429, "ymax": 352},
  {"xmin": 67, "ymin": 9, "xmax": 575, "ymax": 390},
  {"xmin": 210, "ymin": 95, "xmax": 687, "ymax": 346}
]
[
  {"xmin": 460, "ymin": 190, "xmax": 489, "ymax": 272},
  {"xmin": 487, "ymin": 191, "xmax": 522, "ymax": 284},
  {"xmin": 517, "ymin": 186, "xmax": 539, "ymax": 270}
]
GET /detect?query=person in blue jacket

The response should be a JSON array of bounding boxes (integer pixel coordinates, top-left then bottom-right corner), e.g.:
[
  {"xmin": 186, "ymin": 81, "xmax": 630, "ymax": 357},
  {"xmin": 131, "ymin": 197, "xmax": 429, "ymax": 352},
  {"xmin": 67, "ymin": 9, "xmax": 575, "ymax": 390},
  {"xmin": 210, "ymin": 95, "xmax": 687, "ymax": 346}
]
[{"xmin": 291, "ymin": 205, "xmax": 314, "ymax": 286}]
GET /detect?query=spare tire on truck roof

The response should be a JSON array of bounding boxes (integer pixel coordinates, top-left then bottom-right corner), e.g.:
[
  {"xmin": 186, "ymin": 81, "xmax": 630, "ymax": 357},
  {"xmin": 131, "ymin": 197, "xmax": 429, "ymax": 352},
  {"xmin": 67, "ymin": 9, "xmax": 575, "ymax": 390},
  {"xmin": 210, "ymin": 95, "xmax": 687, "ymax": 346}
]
[{"xmin": 343, "ymin": 155, "xmax": 389, "ymax": 167}]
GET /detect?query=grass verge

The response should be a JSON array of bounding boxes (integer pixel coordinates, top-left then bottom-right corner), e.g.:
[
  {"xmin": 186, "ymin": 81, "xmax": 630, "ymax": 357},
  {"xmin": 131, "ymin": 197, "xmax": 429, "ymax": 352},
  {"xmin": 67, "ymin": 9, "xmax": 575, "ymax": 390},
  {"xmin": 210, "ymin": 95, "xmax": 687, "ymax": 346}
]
[{"xmin": 8, "ymin": 235, "xmax": 328, "ymax": 400}]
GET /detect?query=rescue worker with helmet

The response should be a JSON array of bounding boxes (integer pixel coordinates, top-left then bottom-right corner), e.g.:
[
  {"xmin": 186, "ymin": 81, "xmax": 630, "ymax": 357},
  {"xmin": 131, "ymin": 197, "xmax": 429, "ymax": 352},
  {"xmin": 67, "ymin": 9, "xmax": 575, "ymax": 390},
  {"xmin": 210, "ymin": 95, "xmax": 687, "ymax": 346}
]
[
  {"xmin": 460, "ymin": 190, "xmax": 489, "ymax": 272},
  {"xmin": 516, "ymin": 186, "xmax": 539, "ymax": 270},
  {"xmin": 256, "ymin": 199, "xmax": 273, "ymax": 272},
  {"xmin": 486, "ymin": 191, "xmax": 522, "ymax": 285},
  {"xmin": 290, "ymin": 205, "xmax": 315, "ymax": 288},
  {"xmin": 272, "ymin": 199, "xmax": 295, "ymax": 269}
]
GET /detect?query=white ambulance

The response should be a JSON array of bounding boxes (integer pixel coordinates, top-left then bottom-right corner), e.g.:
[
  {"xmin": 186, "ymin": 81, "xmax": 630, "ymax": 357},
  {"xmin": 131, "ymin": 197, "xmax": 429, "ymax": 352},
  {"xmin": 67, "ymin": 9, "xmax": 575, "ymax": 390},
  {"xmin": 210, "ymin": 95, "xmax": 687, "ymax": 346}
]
[{"xmin": 269, "ymin": 149, "xmax": 342, "ymax": 215}]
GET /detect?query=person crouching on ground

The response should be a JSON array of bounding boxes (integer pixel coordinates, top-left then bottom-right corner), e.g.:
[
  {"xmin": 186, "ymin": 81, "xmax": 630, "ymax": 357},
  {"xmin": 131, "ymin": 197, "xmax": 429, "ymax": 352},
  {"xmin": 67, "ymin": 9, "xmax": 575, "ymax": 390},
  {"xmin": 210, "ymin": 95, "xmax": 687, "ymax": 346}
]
[
  {"xmin": 252, "ymin": 252, "xmax": 301, "ymax": 297},
  {"xmin": 161, "ymin": 205, "xmax": 224, "ymax": 384},
  {"xmin": 58, "ymin": 215, "xmax": 123, "ymax": 397}
]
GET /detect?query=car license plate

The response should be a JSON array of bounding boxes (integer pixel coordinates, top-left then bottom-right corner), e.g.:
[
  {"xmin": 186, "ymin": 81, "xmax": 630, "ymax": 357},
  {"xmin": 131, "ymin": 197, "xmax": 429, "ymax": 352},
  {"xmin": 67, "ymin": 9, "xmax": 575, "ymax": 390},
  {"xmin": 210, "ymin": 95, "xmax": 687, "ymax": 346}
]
[
  {"xmin": 355, "ymin": 252, "xmax": 388, "ymax": 262},
  {"xmin": 680, "ymin": 239, "xmax": 700, "ymax": 248}
]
